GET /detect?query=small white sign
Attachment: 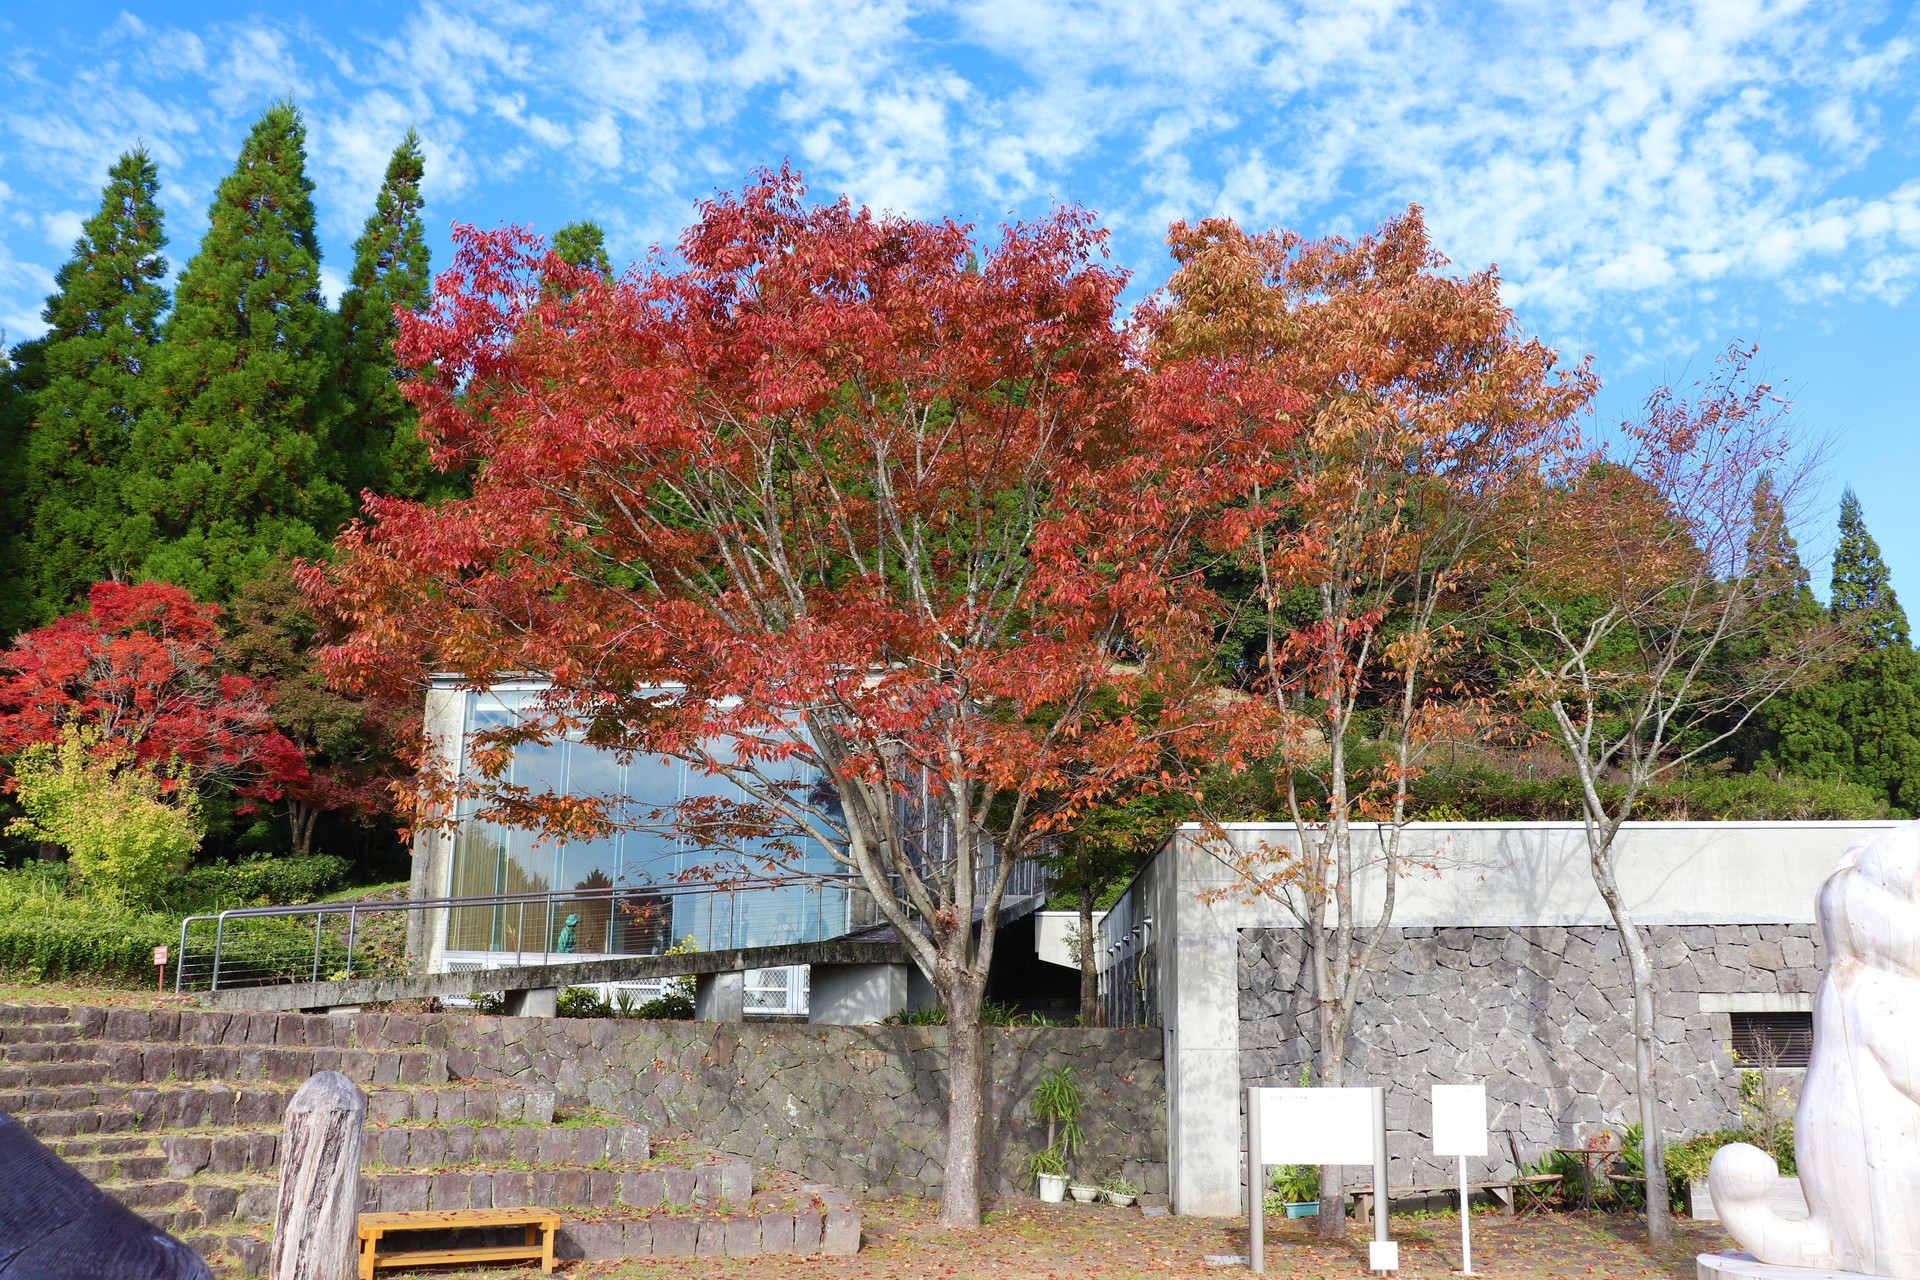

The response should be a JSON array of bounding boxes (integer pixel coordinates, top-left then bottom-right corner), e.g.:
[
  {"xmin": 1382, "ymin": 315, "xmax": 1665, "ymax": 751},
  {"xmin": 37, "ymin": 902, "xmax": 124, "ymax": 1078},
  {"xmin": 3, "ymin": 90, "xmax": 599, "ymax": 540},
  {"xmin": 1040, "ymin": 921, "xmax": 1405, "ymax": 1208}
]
[
  {"xmin": 1254, "ymin": 1087, "xmax": 1377, "ymax": 1165},
  {"xmin": 1368, "ymin": 1240, "xmax": 1400, "ymax": 1271},
  {"xmin": 1432, "ymin": 1084, "xmax": 1487, "ymax": 1157},
  {"xmin": 153, "ymin": 945, "xmax": 169, "ymax": 967}
]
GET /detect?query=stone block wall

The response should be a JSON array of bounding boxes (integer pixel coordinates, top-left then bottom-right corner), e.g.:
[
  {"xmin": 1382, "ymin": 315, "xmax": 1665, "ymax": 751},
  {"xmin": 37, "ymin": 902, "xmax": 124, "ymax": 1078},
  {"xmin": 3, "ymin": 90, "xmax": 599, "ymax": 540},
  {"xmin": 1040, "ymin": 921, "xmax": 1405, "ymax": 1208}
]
[
  {"xmin": 1239, "ymin": 924, "xmax": 1820, "ymax": 1186},
  {"xmin": 376, "ymin": 1016, "xmax": 1166, "ymax": 1200}
]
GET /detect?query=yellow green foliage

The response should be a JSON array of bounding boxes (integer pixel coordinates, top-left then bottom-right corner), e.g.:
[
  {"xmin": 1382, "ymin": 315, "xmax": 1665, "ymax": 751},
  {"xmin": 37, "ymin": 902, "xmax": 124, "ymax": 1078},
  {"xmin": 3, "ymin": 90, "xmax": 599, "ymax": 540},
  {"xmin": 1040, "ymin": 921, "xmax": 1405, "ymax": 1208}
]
[{"xmin": 8, "ymin": 726, "xmax": 203, "ymax": 906}]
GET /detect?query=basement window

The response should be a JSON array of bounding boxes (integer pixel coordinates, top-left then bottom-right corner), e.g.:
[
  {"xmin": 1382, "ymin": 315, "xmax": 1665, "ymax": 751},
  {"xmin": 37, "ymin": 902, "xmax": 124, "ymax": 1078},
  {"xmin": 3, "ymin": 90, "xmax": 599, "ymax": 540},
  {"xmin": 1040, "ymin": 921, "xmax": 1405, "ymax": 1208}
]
[{"xmin": 1729, "ymin": 1012, "xmax": 1812, "ymax": 1069}]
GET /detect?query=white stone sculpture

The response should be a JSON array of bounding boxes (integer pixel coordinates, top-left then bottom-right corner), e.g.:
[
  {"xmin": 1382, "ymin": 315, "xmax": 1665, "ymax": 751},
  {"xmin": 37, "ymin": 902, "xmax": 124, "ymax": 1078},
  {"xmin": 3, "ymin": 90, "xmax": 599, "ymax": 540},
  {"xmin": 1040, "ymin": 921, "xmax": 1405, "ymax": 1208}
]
[{"xmin": 1708, "ymin": 823, "xmax": 1920, "ymax": 1278}]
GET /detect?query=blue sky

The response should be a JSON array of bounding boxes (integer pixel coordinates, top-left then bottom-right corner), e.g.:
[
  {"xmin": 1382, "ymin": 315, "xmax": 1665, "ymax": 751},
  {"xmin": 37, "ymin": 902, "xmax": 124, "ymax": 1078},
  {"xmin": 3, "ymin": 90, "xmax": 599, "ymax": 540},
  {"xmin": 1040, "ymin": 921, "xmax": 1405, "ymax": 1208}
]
[{"xmin": 3, "ymin": 1, "xmax": 1916, "ymax": 597}]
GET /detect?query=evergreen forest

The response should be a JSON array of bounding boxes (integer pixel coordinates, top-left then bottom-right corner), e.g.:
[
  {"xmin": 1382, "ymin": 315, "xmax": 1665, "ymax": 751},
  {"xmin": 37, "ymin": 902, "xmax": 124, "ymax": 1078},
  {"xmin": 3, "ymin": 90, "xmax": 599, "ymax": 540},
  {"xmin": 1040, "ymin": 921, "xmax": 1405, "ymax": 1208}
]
[{"xmin": 0, "ymin": 101, "xmax": 1914, "ymax": 984}]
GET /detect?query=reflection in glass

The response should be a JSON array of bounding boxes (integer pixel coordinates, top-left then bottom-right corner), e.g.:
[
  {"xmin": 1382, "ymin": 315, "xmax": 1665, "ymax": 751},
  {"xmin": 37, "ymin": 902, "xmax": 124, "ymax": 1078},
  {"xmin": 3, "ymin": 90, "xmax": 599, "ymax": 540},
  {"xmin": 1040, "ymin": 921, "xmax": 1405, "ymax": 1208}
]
[{"xmin": 442, "ymin": 690, "xmax": 854, "ymax": 962}]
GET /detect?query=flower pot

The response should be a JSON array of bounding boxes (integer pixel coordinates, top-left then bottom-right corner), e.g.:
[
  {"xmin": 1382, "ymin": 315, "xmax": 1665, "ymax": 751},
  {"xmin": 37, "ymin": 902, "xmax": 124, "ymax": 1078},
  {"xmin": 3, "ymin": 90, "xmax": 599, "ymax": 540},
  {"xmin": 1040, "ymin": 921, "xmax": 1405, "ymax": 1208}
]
[
  {"xmin": 1069, "ymin": 1184, "xmax": 1099, "ymax": 1203},
  {"xmin": 1284, "ymin": 1201, "xmax": 1320, "ymax": 1218},
  {"xmin": 1037, "ymin": 1173, "xmax": 1066, "ymax": 1203},
  {"xmin": 1105, "ymin": 1192, "xmax": 1137, "ymax": 1207}
]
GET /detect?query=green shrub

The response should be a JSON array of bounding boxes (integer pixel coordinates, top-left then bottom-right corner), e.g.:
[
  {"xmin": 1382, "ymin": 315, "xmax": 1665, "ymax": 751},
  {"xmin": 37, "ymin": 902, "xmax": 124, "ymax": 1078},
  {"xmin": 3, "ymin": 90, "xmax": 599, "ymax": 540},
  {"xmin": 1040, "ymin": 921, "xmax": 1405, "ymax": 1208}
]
[
  {"xmin": 632, "ymin": 991, "xmax": 694, "ymax": 1020},
  {"xmin": 8, "ymin": 728, "xmax": 203, "ymax": 908},
  {"xmin": 1269, "ymin": 1164, "xmax": 1320, "ymax": 1203},
  {"xmin": 1402, "ymin": 764, "xmax": 1890, "ymax": 823},
  {"xmin": 160, "ymin": 856, "xmax": 352, "ymax": 914},
  {"xmin": 0, "ymin": 912, "xmax": 176, "ymax": 983},
  {"xmin": 556, "ymin": 986, "xmax": 614, "ymax": 1018}
]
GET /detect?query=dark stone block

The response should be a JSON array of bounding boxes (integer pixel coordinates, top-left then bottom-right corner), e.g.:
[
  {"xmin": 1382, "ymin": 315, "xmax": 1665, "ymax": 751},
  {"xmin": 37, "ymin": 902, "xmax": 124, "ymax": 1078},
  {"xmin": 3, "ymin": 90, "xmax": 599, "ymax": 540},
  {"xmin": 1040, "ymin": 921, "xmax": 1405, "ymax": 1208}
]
[
  {"xmin": 759, "ymin": 1212, "xmax": 794, "ymax": 1254},
  {"xmin": 552, "ymin": 1168, "xmax": 591, "ymax": 1208},
  {"xmin": 620, "ymin": 1170, "xmax": 665, "ymax": 1208},
  {"xmin": 662, "ymin": 1169, "xmax": 697, "ymax": 1205},
  {"xmin": 651, "ymin": 1216, "xmax": 697, "ymax": 1256},
  {"xmin": 725, "ymin": 1215, "xmax": 761, "ymax": 1256},
  {"xmin": 696, "ymin": 1217, "xmax": 728, "ymax": 1256},
  {"xmin": 792, "ymin": 1210, "xmax": 823, "ymax": 1255},
  {"xmin": 492, "ymin": 1170, "xmax": 531, "ymax": 1208},
  {"xmin": 380, "ymin": 1175, "xmax": 429, "ymax": 1213}
]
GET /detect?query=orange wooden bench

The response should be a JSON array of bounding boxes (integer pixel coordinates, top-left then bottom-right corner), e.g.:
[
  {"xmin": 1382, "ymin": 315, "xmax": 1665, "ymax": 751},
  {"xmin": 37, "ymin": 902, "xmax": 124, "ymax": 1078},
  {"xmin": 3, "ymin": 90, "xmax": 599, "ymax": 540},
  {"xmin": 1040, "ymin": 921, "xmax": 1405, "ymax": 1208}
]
[{"xmin": 356, "ymin": 1208, "xmax": 558, "ymax": 1279}]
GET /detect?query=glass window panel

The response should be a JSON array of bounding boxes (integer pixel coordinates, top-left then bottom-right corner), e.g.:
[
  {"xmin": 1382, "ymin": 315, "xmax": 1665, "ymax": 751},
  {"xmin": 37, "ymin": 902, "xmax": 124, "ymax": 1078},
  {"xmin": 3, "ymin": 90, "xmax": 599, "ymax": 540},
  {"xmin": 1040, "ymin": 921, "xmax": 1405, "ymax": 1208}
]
[
  {"xmin": 620, "ymin": 753, "xmax": 683, "ymax": 890},
  {"xmin": 446, "ymin": 823, "xmax": 506, "ymax": 952},
  {"xmin": 512, "ymin": 738, "xmax": 567, "ymax": 795}
]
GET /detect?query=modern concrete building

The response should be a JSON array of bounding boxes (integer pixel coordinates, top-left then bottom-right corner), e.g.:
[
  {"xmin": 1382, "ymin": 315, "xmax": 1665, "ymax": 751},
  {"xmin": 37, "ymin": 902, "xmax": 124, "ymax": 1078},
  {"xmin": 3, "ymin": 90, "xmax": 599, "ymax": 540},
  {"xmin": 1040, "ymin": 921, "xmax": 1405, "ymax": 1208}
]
[
  {"xmin": 409, "ymin": 678, "xmax": 857, "ymax": 1014},
  {"xmin": 407, "ymin": 677, "xmax": 1054, "ymax": 1020},
  {"xmin": 1098, "ymin": 820, "xmax": 1897, "ymax": 1216}
]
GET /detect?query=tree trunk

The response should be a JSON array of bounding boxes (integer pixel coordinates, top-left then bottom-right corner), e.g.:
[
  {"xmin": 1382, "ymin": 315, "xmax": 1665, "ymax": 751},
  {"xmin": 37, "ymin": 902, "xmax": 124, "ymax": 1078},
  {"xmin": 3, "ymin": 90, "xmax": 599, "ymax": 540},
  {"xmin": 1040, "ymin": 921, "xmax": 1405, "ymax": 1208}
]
[
  {"xmin": 1592, "ymin": 850, "xmax": 1671, "ymax": 1246},
  {"xmin": 939, "ymin": 977, "xmax": 989, "ymax": 1228},
  {"xmin": 1315, "ymin": 960, "xmax": 1346, "ymax": 1238},
  {"xmin": 270, "ymin": 1070, "xmax": 365, "ymax": 1280},
  {"xmin": 288, "ymin": 801, "xmax": 319, "ymax": 859},
  {"xmin": 1077, "ymin": 839, "xmax": 1098, "ymax": 1025}
]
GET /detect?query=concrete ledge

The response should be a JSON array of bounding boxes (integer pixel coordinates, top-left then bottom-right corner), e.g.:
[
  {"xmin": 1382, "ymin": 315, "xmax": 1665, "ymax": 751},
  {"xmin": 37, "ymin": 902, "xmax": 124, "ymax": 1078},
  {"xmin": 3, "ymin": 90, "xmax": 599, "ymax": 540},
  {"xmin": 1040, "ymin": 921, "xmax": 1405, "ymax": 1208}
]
[
  {"xmin": 197, "ymin": 940, "xmax": 909, "ymax": 1012},
  {"xmin": 1697, "ymin": 1250, "xmax": 1891, "ymax": 1279},
  {"xmin": 1699, "ymin": 993, "xmax": 1815, "ymax": 1014}
]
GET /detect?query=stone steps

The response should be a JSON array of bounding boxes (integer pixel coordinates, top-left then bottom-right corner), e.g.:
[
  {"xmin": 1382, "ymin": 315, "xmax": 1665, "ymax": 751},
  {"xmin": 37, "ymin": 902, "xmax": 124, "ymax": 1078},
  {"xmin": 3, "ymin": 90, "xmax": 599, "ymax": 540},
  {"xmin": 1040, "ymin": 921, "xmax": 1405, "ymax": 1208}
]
[
  {"xmin": 108, "ymin": 1153, "xmax": 744, "ymax": 1226},
  {"xmin": 8, "ymin": 1079, "xmax": 556, "ymax": 1140},
  {"xmin": 0, "ymin": 1003, "xmax": 863, "ymax": 1276}
]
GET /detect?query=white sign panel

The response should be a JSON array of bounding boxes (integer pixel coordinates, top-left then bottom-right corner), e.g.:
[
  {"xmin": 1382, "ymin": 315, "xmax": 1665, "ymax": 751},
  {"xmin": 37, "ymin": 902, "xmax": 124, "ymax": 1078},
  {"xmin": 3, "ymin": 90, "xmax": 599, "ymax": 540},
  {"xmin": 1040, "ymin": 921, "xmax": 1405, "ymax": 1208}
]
[
  {"xmin": 1253, "ymin": 1087, "xmax": 1376, "ymax": 1165},
  {"xmin": 1431, "ymin": 1084, "xmax": 1487, "ymax": 1158}
]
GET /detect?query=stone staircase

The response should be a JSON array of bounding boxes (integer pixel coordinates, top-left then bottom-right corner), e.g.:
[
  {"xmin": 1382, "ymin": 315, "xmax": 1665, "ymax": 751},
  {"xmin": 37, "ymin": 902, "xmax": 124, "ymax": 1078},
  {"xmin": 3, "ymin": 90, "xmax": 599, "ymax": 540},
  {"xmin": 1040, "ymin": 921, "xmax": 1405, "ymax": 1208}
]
[{"xmin": 0, "ymin": 1003, "xmax": 860, "ymax": 1274}]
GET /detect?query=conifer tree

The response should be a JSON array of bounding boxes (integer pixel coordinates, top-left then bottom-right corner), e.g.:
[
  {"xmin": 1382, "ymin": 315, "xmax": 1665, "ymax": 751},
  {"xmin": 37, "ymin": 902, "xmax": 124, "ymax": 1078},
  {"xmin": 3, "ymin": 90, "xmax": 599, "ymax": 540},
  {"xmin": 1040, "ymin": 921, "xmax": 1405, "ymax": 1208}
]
[
  {"xmin": 1763, "ymin": 489, "xmax": 1920, "ymax": 813},
  {"xmin": 124, "ymin": 101, "xmax": 345, "ymax": 602},
  {"xmin": 1746, "ymin": 474, "xmax": 1821, "ymax": 622},
  {"xmin": 0, "ymin": 338, "xmax": 38, "ymax": 638},
  {"xmin": 1831, "ymin": 487, "xmax": 1908, "ymax": 648},
  {"xmin": 550, "ymin": 220, "xmax": 612, "ymax": 275},
  {"xmin": 21, "ymin": 150, "xmax": 169, "ymax": 622},
  {"xmin": 330, "ymin": 130, "xmax": 438, "ymax": 503}
]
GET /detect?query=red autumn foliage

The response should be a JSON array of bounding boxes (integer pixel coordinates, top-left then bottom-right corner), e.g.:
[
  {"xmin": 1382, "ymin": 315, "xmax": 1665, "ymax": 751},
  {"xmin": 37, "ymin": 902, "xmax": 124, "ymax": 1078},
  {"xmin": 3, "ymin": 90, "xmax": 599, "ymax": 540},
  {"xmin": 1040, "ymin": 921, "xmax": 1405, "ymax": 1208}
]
[
  {"xmin": 311, "ymin": 170, "xmax": 1235, "ymax": 1226},
  {"xmin": 0, "ymin": 581, "xmax": 307, "ymax": 803}
]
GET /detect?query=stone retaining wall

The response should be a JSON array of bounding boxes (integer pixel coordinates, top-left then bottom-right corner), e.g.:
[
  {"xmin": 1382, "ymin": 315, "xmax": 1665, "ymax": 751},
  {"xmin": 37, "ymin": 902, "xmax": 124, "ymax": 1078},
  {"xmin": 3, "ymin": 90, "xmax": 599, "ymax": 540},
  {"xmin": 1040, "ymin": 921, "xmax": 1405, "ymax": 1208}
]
[
  {"xmin": 345, "ymin": 1015, "xmax": 1167, "ymax": 1200},
  {"xmin": 1239, "ymin": 924, "xmax": 1820, "ymax": 1186}
]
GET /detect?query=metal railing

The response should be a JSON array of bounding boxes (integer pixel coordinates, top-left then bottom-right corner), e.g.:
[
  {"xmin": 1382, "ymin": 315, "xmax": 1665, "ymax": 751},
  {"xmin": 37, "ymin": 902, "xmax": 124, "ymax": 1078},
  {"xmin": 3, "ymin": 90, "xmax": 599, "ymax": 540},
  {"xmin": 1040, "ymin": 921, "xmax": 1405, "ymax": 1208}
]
[
  {"xmin": 175, "ymin": 853, "xmax": 1053, "ymax": 995},
  {"xmin": 174, "ymin": 877, "xmax": 857, "ymax": 994}
]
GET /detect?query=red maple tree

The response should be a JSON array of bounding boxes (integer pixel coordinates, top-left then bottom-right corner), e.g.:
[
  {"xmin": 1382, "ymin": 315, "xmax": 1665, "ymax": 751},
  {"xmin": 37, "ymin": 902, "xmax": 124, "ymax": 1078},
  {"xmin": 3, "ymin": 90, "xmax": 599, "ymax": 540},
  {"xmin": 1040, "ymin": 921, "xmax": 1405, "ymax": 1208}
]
[
  {"xmin": 0, "ymin": 581, "xmax": 307, "ymax": 805},
  {"xmin": 313, "ymin": 171, "xmax": 1234, "ymax": 1225}
]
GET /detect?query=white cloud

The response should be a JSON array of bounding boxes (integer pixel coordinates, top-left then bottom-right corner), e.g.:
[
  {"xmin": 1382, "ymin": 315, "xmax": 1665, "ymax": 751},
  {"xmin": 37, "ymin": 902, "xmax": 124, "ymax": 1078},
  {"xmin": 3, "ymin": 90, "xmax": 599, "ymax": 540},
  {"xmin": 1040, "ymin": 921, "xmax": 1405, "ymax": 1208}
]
[{"xmin": 0, "ymin": 0, "xmax": 1913, "ymax": 350}]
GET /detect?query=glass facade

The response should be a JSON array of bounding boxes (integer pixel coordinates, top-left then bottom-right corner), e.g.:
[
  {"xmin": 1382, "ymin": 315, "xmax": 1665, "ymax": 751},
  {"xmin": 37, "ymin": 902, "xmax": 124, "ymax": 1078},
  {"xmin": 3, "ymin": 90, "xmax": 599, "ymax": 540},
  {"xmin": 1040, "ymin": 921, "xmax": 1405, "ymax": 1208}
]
[{"xmin": 443, "ymin": 685, "xmax": 852, "ymax": 960}]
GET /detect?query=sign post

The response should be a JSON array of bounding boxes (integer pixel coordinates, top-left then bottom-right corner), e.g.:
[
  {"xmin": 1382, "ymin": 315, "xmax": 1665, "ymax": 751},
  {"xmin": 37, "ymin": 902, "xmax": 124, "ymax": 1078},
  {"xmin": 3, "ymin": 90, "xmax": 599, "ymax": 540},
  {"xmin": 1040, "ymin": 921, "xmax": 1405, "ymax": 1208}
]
[
  {"xmin": 1432, "ymin": 1084, "xmax": 1489, "ymax": 1276},
  {"xmin": 153, "ymin": 945, "xmax": 168, "ymax": 996},
  {"xmin": 1246, "ymin": 1085, "xmax": 1388, "ymax": 1275}
]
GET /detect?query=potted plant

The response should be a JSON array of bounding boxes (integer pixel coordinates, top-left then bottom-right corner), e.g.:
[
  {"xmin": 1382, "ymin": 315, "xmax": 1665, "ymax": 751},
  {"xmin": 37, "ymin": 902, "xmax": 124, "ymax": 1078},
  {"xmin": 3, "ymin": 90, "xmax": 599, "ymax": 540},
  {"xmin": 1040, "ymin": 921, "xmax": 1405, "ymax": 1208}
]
[
  {"xmin": 1068, "ymin": 1179, "xmax": 1100, "ymax": 1203},
  {"xmin": 1030, "ymin": 1148, "xmax": 1068, "ymax": 1203},
  {"xmin": 1030, "ymin": 1065, "xmax": 1086, "ymax": 1203},
  {"xmin": 1270, "ymin": 1164, "xmax": 1320, "ymax": 1218},
  {"xmin": 1099, "ymin": 1175, "xmax": 1140, "ymax": 1208}
]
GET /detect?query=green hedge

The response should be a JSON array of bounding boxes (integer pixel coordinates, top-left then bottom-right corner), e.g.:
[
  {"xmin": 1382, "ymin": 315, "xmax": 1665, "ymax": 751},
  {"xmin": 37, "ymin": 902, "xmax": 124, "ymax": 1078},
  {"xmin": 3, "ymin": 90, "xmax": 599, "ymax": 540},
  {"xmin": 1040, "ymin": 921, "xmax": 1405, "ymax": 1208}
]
[
  {"xmin": 0, "ymin": 912, "xmax": 176, "ymax": 984},
  {"xmin": 159, "ymin": 855, "xmax": 352, "ymax": 915},
  {"xmin": 1403, "ymin": 767, "xmax": 1891, "ymax": 822}
]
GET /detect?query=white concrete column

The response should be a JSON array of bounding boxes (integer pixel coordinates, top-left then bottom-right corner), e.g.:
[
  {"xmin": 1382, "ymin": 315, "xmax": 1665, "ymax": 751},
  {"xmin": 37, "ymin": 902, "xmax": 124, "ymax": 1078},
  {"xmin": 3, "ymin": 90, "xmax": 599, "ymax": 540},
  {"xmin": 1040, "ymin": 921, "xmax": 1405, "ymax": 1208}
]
[{"xmin": 696, "ymin": 970, "xmax": 746, "ymax": 1022}]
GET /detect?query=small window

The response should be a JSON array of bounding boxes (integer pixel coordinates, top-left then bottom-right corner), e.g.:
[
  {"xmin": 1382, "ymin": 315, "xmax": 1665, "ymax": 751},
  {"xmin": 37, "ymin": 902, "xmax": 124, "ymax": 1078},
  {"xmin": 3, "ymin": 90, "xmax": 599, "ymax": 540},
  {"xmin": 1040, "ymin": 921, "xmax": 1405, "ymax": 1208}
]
[{"xmin": 1730, "ymin": 1012, "xmax": 1812, "ymax": 1068}]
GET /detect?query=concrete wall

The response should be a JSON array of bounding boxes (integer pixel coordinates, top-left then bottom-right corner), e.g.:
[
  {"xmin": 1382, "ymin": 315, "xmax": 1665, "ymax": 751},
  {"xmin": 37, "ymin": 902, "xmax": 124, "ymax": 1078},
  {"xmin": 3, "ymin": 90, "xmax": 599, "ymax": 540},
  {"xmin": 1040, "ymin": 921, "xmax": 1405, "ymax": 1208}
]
[
  {"xmin": 1099, "ymin": 820, "xmax": 1899, "ymax": 1216},
  {"xmin": 396, "ymin": 1013, "xmax": 1169, "ymax": 1200},
  {"xmin": 406, "ymin": 682, "xmax": 465, "ymax": 970},
  {"xmin": 1241, "ymin": 922, "xmax": 1821, "ymax": 1190}
]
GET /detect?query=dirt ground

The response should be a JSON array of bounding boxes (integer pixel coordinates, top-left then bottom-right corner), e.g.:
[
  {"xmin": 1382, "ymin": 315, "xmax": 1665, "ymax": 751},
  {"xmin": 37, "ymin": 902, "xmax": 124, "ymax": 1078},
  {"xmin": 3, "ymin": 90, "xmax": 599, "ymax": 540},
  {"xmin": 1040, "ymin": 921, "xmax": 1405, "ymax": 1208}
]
[
  {"xmin": 2, "ymin": 982, "xmax": 1739, "ymax": 1277},
  {"xmin": 443, "ymin": 1199, "xmax": 1737, "ymax": 1280}
]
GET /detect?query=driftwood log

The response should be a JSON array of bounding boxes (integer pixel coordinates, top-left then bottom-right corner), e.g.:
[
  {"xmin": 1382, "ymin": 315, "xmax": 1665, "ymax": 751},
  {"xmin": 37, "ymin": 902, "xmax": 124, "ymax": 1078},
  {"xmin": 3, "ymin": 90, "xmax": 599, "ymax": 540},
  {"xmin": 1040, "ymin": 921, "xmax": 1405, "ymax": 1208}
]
[
  {"xmin": 0, "ymin": 1106, "xmax": 213, "ymax": 1279},
  {"xmin": 268, "ymin": 1071, "xmax": 366, "ymax": 1280}
]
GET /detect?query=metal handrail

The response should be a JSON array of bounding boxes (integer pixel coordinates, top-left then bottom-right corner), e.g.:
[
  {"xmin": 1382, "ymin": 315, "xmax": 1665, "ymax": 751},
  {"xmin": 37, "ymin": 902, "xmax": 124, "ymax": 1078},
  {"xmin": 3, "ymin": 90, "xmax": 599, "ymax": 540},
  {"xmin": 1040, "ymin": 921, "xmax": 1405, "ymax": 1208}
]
[{"xmin": 176, "ymin": 876, "xmax": 847, "ymax": 994}]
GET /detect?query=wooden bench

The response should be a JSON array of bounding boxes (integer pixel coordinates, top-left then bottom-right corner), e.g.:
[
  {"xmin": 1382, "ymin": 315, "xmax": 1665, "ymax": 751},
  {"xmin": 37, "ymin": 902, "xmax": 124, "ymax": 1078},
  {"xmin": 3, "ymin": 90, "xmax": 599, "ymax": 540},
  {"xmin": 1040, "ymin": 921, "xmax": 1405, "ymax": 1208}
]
[
  {"xmin": 357, "ymin": 1208, "xmax": 559, "ymax": 1279},
  {"xmin": 1348, "ymin": 1174, "xmax": 1563, "ymax": 1228}
]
